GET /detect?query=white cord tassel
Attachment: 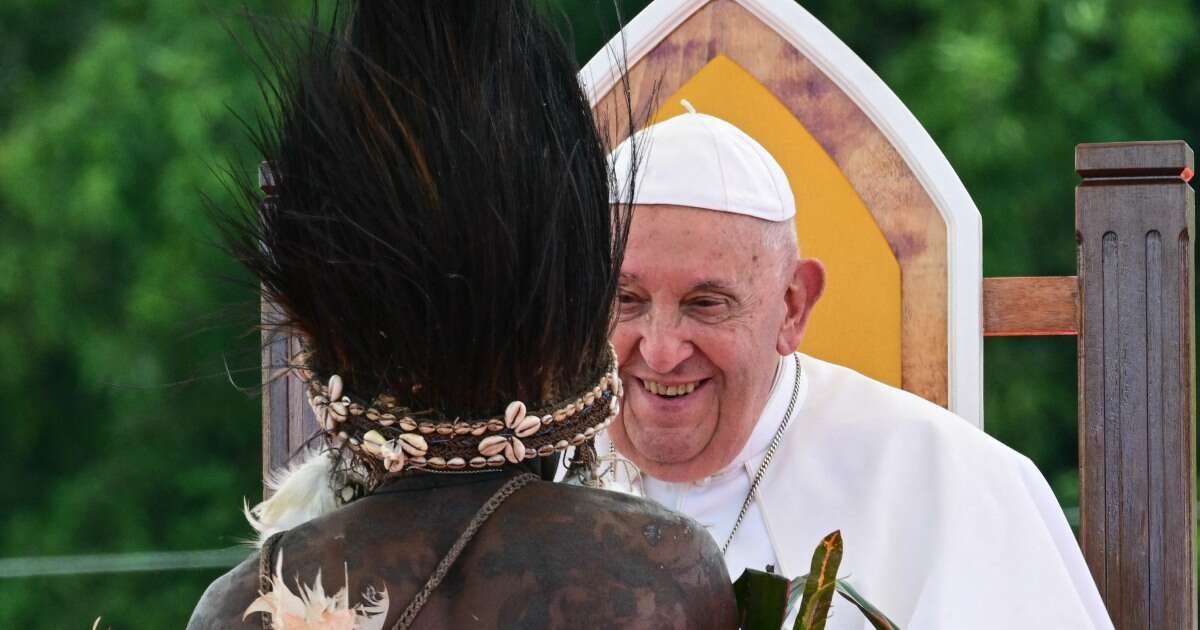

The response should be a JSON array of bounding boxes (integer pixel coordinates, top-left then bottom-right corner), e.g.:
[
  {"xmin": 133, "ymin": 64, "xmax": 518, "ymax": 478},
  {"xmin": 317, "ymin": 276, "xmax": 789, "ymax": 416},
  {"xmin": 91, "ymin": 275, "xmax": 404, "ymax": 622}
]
[{"xmin": 244, "ymin": 450, "xmax": 341, "ymax": 547}]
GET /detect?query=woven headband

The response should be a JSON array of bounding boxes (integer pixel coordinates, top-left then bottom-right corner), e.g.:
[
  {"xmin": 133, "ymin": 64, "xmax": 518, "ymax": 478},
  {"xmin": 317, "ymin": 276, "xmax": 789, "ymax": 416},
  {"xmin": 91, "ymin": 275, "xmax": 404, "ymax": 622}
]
[{"xmin": 305, "ymin": 345, "xmax": 623, "ymax": 474}]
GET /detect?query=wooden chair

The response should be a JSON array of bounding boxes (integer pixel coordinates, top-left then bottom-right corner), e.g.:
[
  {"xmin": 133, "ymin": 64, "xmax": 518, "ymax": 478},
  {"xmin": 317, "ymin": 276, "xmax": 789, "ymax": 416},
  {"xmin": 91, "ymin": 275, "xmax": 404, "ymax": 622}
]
[{"xmin": 260, "ymin": 1, "xmax": 1195, "ymax": 627}]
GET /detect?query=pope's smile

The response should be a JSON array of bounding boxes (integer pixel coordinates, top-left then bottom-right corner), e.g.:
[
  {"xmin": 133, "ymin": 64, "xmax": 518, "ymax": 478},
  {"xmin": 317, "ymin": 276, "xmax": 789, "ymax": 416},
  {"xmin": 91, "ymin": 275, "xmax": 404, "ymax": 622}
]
[{"xmin": 631, "ymin": 376, "xmax": 712, "ymax": 417}]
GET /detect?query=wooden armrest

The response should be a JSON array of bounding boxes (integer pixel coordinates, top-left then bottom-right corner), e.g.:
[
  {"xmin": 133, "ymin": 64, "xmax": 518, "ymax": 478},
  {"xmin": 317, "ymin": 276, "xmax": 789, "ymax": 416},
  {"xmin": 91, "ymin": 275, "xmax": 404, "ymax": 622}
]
[{"xmin": 982, "ymin": 276, "xmax": 1078, "ymax": 337}]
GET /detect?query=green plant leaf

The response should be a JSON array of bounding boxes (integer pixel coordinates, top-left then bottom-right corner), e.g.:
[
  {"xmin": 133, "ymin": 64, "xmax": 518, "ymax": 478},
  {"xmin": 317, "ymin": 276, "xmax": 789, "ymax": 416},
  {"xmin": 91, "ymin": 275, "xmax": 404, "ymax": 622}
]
[
  {"xmin": 787, "ymin": 575, "xmax": 903, "ymax": 630},
  {"xmin": 793, "ymin": 530, "xmax": 843, "ymax": 630},
  {"xmin": 733, "ymin": 567, "xmax": 789, "ymax": 630},
  {"xmin": 834, "ymin": 579, "xmax": 902, "ymax": 630}
]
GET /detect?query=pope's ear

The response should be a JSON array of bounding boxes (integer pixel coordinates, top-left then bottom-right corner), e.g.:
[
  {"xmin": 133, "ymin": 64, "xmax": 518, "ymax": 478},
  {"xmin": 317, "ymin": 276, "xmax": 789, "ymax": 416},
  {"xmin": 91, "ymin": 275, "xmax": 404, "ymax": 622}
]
[{"xmin": 777, "ymin": 258, "xmax": 825, "ymax": 355}]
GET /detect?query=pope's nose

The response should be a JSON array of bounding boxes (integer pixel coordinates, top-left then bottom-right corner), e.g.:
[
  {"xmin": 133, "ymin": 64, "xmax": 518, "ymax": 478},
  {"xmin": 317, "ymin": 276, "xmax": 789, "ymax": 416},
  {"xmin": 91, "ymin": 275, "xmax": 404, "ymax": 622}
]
[{"xmin": 637, "ymin": 321, "xmax": 694, "ymax": 374}]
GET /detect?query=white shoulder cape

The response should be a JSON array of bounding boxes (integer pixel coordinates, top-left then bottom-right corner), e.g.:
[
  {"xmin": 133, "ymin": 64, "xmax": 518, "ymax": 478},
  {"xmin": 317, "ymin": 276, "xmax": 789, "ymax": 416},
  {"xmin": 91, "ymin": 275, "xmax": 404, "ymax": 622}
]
[{"xmin": 755, "ymin": 354, "xmax": 1112, "ymax": 629}]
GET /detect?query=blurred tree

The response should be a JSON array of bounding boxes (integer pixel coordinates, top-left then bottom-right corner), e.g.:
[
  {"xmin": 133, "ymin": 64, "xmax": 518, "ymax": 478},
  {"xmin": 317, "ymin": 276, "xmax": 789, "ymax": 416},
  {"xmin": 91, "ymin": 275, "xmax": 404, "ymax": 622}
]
[
  {"xmin": 0, "ymin": 0, "xmax": 303, "ymax": 626},
  {"xmin": 0, "ymin": 0, "xmax": 1195, "ymax": 627}
]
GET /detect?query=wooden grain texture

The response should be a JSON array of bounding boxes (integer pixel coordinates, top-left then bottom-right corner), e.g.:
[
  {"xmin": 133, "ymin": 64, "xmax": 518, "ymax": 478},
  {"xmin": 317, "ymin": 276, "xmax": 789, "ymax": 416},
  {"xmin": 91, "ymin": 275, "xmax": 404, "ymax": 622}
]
[
  {"xmin": 982, "ymin": 276, "xmax": 1078, "ymax": 336},
  {"xmin": 592, "ymin": 0, "xmax": 949, "ymax": 407},
  {"xmin": 1076, "ymin": 141, "xmax": 1194, "ymax": 179},
  {"xmin": 1076, "ymin": 140, "xmax": 1196, "ymax": 630},
  {"xmin": 258, "ymin": 162, "xmax": 319, "ymax": 497},
  {"xmin": 260, "ymin": 296, "xmax": 291, "ymax": 498}
]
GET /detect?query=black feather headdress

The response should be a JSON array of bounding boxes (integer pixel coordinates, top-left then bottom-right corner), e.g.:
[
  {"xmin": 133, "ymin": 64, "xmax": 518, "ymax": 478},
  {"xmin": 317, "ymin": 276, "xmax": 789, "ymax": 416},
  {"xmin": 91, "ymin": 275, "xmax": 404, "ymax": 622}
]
[{"xmin": 224, "ymin": 0, "xmax": 641, "ymax": 425}]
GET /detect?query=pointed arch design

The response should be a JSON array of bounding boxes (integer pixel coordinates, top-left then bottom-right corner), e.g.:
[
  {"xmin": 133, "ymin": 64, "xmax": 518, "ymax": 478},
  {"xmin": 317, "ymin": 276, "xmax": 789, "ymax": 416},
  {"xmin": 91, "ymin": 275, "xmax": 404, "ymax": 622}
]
[{"xmin": 582, "ymin": 0, "xmax": 983, "ymax": 426}]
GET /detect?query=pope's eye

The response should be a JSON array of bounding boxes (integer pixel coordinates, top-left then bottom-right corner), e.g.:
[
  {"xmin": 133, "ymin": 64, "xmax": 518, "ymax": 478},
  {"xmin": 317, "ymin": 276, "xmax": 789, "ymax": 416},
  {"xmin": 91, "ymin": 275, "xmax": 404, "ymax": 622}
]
[
  {"xmin": 685, "ymin": 295, "xmax": 733, "ymax": 322},
  {"xmin": 616, "ymin": 292, "xmax": 645, "ymax": 319}
]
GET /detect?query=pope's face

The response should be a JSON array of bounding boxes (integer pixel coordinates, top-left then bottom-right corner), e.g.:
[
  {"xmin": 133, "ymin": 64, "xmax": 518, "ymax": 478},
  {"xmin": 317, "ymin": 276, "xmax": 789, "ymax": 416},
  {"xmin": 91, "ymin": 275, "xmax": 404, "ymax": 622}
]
[{"xmin": 609, "ymin": 204, "xmax": 821, "ymax": 482}]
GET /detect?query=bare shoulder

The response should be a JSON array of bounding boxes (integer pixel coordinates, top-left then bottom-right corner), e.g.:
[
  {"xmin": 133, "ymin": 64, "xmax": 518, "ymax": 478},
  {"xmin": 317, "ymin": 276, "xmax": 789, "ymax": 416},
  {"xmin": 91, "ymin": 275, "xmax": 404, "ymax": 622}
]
[{"xmin": 186, "ymin": 553, "xmax": 261, "ymax": 630}]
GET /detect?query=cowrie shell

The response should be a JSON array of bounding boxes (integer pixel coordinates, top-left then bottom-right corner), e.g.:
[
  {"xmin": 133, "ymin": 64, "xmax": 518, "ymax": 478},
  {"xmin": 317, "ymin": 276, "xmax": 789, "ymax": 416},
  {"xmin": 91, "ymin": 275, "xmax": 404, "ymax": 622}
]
[
  {"xmin": 479, "ymin": 435, "xmax": 508, "ymax": 456},
  {"xmin": 327, "ymin": 375, "xmax": 343, "ymax": 401},
  {"xmin": 504, "ymin": 438, "xmax": 526, "ymax": 463},
  {"xmin": 487, "ymin": 454, "xmax": 506, "ymax": 466},
  {"xmin": 397, "ymin": 433, "xmax": 428, "ymax": 456},
  {"xmin": 315, "ymin": 407, "xmax": 333, "ymax": 430},
  {"xmin": 408, "ymin": 456, "xmax": 427, "ymax": 467},
  {"xmin": 537, "ymin": 445, "xmax": 555, "ymax": 457},
  {"xmin": 470, "ymin": 423, "xmax": 487, "ymax": 436},
  {"xmin": 436, "ymin": 424, "xmax": 454, "ymax": 435},
  {"xmin": 418, "ymin": 423, "xmax": 436, "ymax": 434},
  {"xmin": 584, "ymin": 427, "xmax": 596, "ymax": 438},
  {"xmin": 487, "ymin": 419, "xmax": 505, "ymax": 432},
  {"xmin": 329, "ymin": 401, "xmax": 348, "ymax": 419},
  {"xmin": 553, "ymin": 410, "xmax": 567, "ymax": 422},
  {"xmin": 427, "ymin": 456, "xmax": 446, "ymax": 468},
  {"xmin": 504, "ymin": 401, "xmax": 527, "ymax": 429},
  {"xmin": 453, "ymin": 422, "xmax": 471, "ymax": 435},
  {"xmin": 362, "ymin": 430, "xmax": 387, "ymax": 455},
  {"xmin": 446, "ymin": 457, "xmax": 466, "ymax": 470},
  {"xmin": 570, "ymin": 433, "xmax": 587, "ymax": 446},
  {"xmin": 514, "ymin": 416, "xmax": 541, "ymax": 438},
  {"xmin": 469, "ymin": 457, "xmax": 487, "ymax": 468},
  {"xmin": 584, "ymin": 393, "xmax": 596, "ymax": 406},
  {"xmin": 397, "ymin": 417, "xmax": 415, "ymax": 431},
  {"xmin": 366, "ymin": 408, "xmax": 381, "ymax": 421},
  {"xmin": 555, "ymin": 440, "xmax": 568, "ymax": 449}
]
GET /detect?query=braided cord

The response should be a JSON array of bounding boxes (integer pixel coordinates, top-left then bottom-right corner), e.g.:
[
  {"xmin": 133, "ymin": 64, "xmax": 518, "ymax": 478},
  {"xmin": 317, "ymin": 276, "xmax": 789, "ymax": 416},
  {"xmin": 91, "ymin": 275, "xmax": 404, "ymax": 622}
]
[
  {"xmin": 392, "ymin": 472, "xmax": 539, "ymax": 630},
  {"xmin": 258, "ymin": 531, "xmax": 286, "ymax": 630}
]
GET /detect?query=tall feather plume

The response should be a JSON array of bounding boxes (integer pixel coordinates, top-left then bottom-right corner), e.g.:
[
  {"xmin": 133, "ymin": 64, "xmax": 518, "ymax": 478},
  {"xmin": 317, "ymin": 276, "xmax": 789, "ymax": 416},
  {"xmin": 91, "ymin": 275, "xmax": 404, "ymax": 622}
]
[
  {"xmin": 220, "ymin": 0, "xmax": 641, "ymax": 419},
  {"xmin": 218, "ymin": 0, "xmax": 649, "ymax": 535}
]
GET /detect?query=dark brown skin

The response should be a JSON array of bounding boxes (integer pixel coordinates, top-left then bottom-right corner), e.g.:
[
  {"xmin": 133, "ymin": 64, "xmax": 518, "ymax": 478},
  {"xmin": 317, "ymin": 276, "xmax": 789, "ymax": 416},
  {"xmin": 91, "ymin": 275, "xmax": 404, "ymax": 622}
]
[{"xmin": 187, "ymin": 477, "xmax": 738, "ymax": 629}]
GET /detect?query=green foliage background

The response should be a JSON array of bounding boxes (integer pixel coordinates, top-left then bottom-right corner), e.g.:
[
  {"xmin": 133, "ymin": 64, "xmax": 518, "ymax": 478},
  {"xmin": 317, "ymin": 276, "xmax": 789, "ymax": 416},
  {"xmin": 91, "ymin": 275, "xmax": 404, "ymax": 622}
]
[{"xmin": 0, "ymin": 0, "xmax": 1195, "ymax": 626}]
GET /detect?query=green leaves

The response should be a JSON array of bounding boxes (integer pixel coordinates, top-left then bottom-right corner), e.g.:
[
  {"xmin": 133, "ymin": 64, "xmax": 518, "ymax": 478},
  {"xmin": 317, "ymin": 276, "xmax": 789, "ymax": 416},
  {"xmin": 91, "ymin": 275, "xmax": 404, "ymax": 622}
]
[
  {"xmin": 737, "ymin": 531, "xmax": 901, "ymax": 630},
  {"xmin": 734, "ymin": 568, "xmax": 790, "ymax": 630},
  {"xmin": 787, "ymin": 531, "xmax": 902, "ymax": 630},
  {"xmin": 833, "ymin": 579, "xmax": 901, "ymax": 630},
  {"xmin": 793, "ymin": 531, "xmax": 842, "ymax": 630}
]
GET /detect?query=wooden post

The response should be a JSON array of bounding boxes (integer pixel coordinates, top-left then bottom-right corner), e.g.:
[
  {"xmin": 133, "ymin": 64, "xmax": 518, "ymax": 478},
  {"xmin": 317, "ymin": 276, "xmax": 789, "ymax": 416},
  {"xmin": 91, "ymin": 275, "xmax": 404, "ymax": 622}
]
[
  {"xmin": 259, "ymin": 162, "xmax": 318, "ymax": 497},
  {"xmin": 1076, "ymin": 141, "xmax": 1196, "ymax": 629}
]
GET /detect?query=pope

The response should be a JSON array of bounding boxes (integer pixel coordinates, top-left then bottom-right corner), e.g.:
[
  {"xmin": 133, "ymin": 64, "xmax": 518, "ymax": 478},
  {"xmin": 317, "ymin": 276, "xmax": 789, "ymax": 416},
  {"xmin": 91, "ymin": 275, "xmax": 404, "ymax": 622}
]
[{"xmin": 589, "ymin": 105, "xmax": 1114, "ymax": 629}]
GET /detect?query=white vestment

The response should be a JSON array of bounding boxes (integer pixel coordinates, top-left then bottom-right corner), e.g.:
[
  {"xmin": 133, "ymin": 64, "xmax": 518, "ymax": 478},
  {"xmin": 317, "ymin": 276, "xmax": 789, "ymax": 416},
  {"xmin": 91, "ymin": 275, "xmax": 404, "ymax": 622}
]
[{"xmin": 587, "ymin": 353, "xmax": 1113, "ymax": 630}]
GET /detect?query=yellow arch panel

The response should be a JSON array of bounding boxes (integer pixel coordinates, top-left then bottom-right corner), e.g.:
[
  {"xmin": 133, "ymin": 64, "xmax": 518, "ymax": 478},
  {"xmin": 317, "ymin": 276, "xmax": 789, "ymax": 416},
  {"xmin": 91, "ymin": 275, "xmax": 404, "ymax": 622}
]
[{"xmin": 650, "ymin": 55, "xmax": 901, "ymax": 387}]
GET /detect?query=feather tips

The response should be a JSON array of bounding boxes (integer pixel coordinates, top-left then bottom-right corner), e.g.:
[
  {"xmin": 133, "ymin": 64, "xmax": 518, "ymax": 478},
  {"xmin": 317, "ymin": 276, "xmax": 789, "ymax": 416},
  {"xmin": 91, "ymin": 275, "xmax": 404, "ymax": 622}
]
[{"xmin": 244, "ymin": 451, "xmax": 341, "ymax": 546}]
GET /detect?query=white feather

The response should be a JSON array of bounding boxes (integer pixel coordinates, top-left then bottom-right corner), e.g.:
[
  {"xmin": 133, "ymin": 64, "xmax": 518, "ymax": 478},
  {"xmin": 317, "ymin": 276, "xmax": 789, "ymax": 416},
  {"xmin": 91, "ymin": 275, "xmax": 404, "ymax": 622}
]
[{"xmin": 244, "ymin": 450, "xmax": 341, "ymax": 547}]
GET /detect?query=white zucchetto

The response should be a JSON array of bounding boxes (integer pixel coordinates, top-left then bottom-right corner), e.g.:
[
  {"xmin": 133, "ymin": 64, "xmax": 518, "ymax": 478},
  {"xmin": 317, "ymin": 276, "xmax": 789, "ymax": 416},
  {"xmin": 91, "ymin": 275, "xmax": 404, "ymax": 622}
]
[{"xmin": 608, "ymin": 100, "xmax": 795, "ymax": 222}]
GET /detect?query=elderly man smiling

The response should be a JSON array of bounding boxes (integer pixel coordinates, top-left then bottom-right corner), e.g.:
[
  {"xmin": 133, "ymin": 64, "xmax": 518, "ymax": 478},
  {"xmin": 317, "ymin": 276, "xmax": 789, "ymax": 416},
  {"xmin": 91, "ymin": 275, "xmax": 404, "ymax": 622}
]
[{"xmin": 587, "ymin": 104, "xmax": 1113, "ymax": 629}]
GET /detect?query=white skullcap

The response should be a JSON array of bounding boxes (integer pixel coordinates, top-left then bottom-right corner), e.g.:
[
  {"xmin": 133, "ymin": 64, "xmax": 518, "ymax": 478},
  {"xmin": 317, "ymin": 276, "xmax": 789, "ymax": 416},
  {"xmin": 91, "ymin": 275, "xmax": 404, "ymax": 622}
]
[{"xmin": 608, "ymin": 101, "xmax": 795, "ymax": 221}]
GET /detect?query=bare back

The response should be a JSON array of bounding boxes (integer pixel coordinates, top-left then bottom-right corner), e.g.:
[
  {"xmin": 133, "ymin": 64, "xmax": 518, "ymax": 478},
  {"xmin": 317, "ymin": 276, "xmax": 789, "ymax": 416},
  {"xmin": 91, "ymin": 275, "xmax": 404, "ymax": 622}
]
[{"xmin": 187, "ymin": 474, "xmax": 737, "ymax": 629}]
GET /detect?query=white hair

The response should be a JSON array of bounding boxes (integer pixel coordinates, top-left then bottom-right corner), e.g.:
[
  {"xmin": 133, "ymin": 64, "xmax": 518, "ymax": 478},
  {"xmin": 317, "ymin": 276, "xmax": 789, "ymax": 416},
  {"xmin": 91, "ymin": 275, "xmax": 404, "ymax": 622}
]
[{"xmin": 762, "ymin": 218, "xmax": 800, "ymax": 266}]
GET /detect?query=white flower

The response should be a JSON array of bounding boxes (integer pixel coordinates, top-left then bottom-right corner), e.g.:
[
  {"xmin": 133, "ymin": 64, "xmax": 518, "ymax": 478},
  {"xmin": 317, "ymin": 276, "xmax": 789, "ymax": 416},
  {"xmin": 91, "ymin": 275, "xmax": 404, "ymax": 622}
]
[{"xmin": 243, "ymin": 554, "xmax": 389, "ymax": 630}]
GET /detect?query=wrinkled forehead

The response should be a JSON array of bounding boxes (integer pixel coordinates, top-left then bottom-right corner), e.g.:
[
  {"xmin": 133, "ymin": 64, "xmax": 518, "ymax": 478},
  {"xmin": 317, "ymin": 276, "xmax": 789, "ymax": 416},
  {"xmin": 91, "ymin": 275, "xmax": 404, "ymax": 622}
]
[{"xmin": 621, "ymin": 204, "xmax": 774, "ymax": 291}]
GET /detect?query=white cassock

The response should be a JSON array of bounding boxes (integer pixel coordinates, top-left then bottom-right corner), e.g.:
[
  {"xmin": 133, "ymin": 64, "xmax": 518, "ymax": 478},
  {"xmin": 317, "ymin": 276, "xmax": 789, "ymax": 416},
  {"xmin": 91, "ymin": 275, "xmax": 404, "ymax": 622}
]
[{"xmin": 585, "ymin": 353, "xmax": 1113, "ymax": 630}]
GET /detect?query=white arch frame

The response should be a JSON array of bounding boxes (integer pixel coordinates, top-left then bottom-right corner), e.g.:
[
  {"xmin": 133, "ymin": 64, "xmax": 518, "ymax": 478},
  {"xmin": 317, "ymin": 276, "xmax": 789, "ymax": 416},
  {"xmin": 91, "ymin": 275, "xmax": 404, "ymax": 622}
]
[{"xmin": 579, "ymin": 0, "xmax": 984, "ymax": 428}]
